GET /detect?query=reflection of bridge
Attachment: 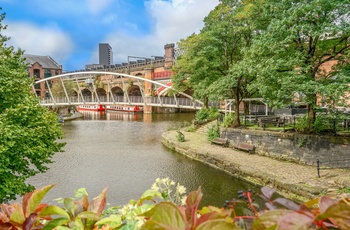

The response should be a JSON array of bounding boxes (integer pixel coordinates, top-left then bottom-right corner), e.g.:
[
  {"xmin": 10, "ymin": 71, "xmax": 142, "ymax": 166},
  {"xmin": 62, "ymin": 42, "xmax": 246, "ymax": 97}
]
[{"xmin": 33, "ymin": 71, "xmax": 219, "ymax": 111}]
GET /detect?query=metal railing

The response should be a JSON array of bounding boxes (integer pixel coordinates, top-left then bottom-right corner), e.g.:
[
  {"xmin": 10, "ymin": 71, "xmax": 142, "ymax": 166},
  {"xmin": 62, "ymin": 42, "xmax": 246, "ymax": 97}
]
[{"xmin": 38, "ymin": 96, "xmax": 219, "ymax": 110}]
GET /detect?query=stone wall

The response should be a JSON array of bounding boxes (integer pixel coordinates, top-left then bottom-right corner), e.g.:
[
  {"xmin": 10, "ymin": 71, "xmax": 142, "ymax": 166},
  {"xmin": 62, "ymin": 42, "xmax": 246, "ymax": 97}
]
[{"xmin": 222, "ymin": 128, "xmax": 350, "ymax": 167}]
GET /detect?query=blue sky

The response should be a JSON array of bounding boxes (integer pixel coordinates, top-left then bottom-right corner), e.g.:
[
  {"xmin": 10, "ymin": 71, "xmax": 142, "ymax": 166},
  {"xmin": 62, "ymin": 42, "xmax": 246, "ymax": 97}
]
[{"xmin": 0, "ymin": 0, "xmax": 219, "ymax": 71}]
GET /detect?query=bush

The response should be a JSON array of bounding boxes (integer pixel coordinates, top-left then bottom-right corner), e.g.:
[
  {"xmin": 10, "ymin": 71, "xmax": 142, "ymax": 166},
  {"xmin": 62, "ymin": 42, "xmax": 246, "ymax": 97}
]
[
  {"xmin": 222, "ymin": 113, "xmax": 235, "ymax": 127},
  {"xmin": 176, "ymin": 130, "xmax": 185, "ymax": 142},
  {"xmin": 195, "ymin": 108, "xmax": 219, "ymax": 122},
  {"xmin": 295, "ymin": 115, "xmax": 308, "ymax": 132},
  {"xmin": 207, "ymin": 124, "xmax": 220, "ymax": 141},
  {"xmin": 195, "ymin": 108, "xmax": 209, "ymax": 121}
]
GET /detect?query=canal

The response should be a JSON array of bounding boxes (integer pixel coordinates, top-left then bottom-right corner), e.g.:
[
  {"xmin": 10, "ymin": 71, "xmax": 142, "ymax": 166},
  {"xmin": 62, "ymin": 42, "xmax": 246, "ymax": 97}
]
[{"xmin": 27, "ymin": 112, "xmax": 262, "ymax": 208}]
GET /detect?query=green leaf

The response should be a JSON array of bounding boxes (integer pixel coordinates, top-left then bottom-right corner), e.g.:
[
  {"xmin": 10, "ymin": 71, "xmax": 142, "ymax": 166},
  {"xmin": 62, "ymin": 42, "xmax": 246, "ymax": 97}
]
[
  {"xmin": 196, "ymin": 219, "xmax": 239, "ymax": 230},
  {"xmin": 76, "ymin": 211, "xmax": 101, "ymax": 221},
  {"xmin": 74, "ymin": 217, "xmax": 84, "ymax": 229},
  {"xmin": 95, "ymin": 214, "xmax": 122, "ymax": 228},
  {"xmin": 9, "ymin": 202, "xmax": 25, "ymax": 224},
  {"xmin": 42, "ymin": 218, "xmax": 70, "ymax": 230},
  {"xmin": 39, "ymin": 205, "xmax": 70, "ymax": 219},
  {"xmin": 120, "ymin": 220, "xmax": 139, "ymax": 230},
  {"xmin": 142, "ymin": 202, "xmax": 186, "ymax": 230},
  {"xmin": 53, "ymin": 227, "xmax": 72, "ymax": 230},
  {"xmin": 25, "ymin": 184, "xmax": 54, "ymax": 217},
  {"xmin": 140, "ymin": 189, "xmax": 162, "ymax": 203},
  {"xmin": 252, "ymin": 210, "xmax": 291, "ymax": 229}
]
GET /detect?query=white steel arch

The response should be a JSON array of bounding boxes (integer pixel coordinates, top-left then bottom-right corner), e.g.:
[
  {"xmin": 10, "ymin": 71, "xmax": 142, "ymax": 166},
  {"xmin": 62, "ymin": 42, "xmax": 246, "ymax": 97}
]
[{"xmin": 33, "ymin": 71, "xmax": 207, "ymax": 109}]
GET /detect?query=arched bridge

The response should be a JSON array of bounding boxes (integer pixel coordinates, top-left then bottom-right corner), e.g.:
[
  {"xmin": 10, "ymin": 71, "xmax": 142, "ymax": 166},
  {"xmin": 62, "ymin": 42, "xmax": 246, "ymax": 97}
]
[{"xmin": 33, "ymin": 71, "xmax": 217, "ymax": 110}]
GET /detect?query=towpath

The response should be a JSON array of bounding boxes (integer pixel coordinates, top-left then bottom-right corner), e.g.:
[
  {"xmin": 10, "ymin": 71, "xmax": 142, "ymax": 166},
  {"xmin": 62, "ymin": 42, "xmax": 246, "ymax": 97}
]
[{"xmin": 161, "ymin": 127, "xmax": 350, "ymax": 201}]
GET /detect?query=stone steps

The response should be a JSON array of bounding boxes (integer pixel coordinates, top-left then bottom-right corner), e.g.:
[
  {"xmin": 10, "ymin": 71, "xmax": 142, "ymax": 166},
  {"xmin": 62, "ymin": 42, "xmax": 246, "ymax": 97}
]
[{"xmin": 196, "ymin": 120, "xmax": 218, "ymax": 135}]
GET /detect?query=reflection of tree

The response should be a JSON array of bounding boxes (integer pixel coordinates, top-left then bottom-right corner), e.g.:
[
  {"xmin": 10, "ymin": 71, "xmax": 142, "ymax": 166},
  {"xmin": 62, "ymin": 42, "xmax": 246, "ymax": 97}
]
[{"xmin": 51, "ymin": 80, "xmax": 75, "ymax": 97}]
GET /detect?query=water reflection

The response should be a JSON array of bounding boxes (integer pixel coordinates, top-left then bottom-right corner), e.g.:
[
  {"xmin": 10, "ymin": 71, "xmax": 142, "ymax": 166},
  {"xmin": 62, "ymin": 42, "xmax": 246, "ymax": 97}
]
[{"xmin": 27, "ymin": 112, "xmax": 263, "ymax": 209}]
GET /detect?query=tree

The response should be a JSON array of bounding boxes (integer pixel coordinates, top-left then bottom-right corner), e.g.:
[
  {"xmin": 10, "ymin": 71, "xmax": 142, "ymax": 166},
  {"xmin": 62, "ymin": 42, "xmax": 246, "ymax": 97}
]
[
  {"xmin": 0, "ymin": 9, "xmax": 64, "ymax": 203},
  {"xmin": 172, "ymin": 1, "xmax": 259, "ymax": 126},
  {"xmin": 248, "ymin": 0, "xmax": 350, "ymax": 131},
  {"xmin": 51, "ymin": 79, "xmax": 75, "ymax": 98}
]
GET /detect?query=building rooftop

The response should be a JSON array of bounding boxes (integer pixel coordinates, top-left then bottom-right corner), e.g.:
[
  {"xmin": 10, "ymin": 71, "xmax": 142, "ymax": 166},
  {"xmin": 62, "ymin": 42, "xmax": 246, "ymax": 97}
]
[{"xmin": 22, "ymin": 54, "xmax": 61, "ymax": 69}]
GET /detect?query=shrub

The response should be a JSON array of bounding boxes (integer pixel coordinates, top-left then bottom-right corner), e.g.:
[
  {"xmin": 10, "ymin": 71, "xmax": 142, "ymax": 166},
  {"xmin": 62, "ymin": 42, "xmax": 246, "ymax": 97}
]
[
  {"xmin": 295, "ymin": 115, "xmax": 308, "ymax": 132},
  {"xmin": 195, "ymin": 108, "xmax": 209, "ymax": 121},
  {"xmin": 222, "ymin": 113, "xmax": 235, "ymax": 127},
  {"xmin": 195, "ymin": 107, "xmax": 219, "ymax": 122},
  {"xmin": 176, "ymin": 130, "xmax": 185, "ymax": 142},
  {"xmin": 207, "ymin": 124, "xmax": 220, "ymax": 141}
]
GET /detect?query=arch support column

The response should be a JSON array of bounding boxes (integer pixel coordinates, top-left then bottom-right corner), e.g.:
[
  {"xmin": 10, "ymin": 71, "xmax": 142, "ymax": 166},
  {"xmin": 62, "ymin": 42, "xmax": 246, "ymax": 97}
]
[{"xmin": 144, "ymin": 67, "xmax": 154, "ymax": 114}]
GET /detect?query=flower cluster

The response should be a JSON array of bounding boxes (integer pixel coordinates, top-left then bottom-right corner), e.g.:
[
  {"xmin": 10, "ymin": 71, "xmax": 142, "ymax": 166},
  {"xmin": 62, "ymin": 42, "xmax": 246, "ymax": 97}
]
[{"xmin": 151, "ymin": 177, "xmax": 187, "ymax": 205}]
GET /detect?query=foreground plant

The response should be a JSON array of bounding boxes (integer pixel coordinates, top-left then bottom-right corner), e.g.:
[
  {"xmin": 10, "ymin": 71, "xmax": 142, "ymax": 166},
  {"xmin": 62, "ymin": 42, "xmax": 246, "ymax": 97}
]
[
  {"xmin": 1, "ymin": 179, "xmax": 350, "ymax": 229},
  {"xmin": 224, "ymin": 187, "xmax": 350, "ymax": 229}
]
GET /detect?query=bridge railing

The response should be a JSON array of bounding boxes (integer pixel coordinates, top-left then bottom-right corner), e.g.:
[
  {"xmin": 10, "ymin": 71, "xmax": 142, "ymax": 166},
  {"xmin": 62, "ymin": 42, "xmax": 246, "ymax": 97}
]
[{"xmin": 39, "ymin": 95, "xmax": 219, "ymax": 109}]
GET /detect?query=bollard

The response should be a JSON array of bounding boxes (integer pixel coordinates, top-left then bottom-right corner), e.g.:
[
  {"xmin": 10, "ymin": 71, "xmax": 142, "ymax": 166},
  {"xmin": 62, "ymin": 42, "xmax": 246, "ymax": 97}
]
[{"xmin": 317, "ymin": 159, "xmax": 320, "ymax": 178}]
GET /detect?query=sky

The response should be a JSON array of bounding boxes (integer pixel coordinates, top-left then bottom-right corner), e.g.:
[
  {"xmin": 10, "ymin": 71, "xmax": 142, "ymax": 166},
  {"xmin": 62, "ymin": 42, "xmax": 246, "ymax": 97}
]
[{"xmin": 0, "ymin": 0, "xmax": 219, "ymax": 72}]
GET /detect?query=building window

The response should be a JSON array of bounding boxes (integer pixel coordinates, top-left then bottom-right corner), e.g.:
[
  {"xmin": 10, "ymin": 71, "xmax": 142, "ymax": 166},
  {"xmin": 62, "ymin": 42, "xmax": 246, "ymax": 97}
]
[
  {"xmin": 44, "ymin": 69, "xmax": 52, "ymax": 78},
  {"xmin": 34, "ymin": 81, "xmax": 41, "ymax": 89},
  {"xmin": 34, "ymin": 69, "xmax": 40, "ymax": 78}
]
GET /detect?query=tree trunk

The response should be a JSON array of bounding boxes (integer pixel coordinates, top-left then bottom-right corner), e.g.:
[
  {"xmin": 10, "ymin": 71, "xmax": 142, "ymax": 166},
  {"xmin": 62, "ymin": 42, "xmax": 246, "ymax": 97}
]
[
  {"xmin": 232, "ymin": 93, "xmax": 241, "ymax": 127},
  {"xmin": 307, "ymin": 104, "xmax": 316, "ymax": 132},
  {"xmin": 203, "ymin": 97, "xmax": 209, "ymax": 109},
  {"xmin": 306, "ymin": 92, "xmax": 317, "ymax": 132},
  {"xmin": 232, "ymin": 100, "xmax": 241, "ymax": 127}
]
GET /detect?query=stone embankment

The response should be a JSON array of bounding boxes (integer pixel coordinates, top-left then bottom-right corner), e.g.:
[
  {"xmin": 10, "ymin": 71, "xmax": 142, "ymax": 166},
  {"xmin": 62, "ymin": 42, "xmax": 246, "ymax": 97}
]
[{"xmin": 161, "ymin": 126, "xmax": 350, "ymax": 202}]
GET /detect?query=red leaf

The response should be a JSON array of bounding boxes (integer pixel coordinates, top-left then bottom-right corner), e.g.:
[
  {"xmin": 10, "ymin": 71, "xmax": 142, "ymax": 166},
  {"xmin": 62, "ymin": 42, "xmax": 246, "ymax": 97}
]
[
  {"xmin": 196, "ymin": 212, "xmax": 228, "ymax": 227},
  {"xmin": 261, "ymin": 187, "xmax": 276, "ymax": 200},
  {"xmin": 317, "ymin": 202, "xmax": 350, "ymax": 229},
  {"xmin": 278, "ymin": 212, "xmax": 314, "ymax": 230},
  {"xmin": 319, "ymin": 196, "xmax": 336, "ymax": 214},
  {"xmin": 23, "ymin": 213, "xmax": 37, "ymax": 230},
  {"xmin": 273, "ymin": 198, "xmax": 300, "ymax": 211},
  {"xmin": 185, "ymin": 187, "xmax": 203, "ymax": 227},
  {"xmin": 88, "ymin": 187, "xmax": 107, "ymax": 215},
  {"xmin": 24, "ymin": 185, "xmax": 54, "ymax": 218}
]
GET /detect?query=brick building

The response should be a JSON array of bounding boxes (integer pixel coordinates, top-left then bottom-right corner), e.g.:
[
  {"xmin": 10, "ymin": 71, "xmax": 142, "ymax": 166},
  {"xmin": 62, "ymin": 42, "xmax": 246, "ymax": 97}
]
[{"xmin": 23, "ymin": 54, "xmax": 62, "ymax": 98}]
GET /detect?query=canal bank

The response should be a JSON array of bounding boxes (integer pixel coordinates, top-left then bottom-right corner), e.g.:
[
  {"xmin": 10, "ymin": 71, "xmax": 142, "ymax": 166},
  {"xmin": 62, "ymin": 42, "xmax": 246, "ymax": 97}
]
[{"xmin": 161, "ymin": 129, "xmax": 350, "ymax": 202}]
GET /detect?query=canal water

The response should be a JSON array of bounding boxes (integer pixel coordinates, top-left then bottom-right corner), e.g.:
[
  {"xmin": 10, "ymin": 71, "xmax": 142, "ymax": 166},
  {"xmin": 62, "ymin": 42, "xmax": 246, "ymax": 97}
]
[{"xmin": 27, "ymin": 112, "xmax": 262, "ymax": 208}]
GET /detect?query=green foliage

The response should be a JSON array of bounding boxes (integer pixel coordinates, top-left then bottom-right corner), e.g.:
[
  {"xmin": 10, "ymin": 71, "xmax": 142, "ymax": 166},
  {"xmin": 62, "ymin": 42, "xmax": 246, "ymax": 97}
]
[
  {"xmin": 0, "ymin": 8, "xmax": 64, "ymax": 203},
  {"xmin": 295, "ymin": 114, "xmax": 344, "ymax": 133},
  {"xmin": 222, "ymin": 113, "xmax": 235, "ymax": 128},
  {"xmin": 207, "ymin": 124, "xmax": 220, "ymax": 141},
  {"xmin": 2, "ymin": 180, "xmax": 350, "ymax": 229},
  {"xmin": 51, "ymin": 80, "xmax": 76, "ymax": 97},
  {"xmin": 177, "ymin": 130, "xmax": 185, "ymax": 142},
  {"xmin": 195, "ymin": 108, "xmax": 209, "ymax": 121},
  {"xmin": 195, "ymin": 108, "xmax": 219, "ymax": 121},
  {"xmin": 295, "ymin": 116, "xmax": 308, "ymax": 133},
  {"xmin": 247, "ymin": 0, "xmax": 350, "ymax": 129}
]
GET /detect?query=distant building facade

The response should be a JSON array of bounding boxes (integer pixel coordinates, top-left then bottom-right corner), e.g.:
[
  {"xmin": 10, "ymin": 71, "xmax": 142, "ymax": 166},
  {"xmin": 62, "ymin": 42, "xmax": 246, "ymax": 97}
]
[
  {"xmin": 23, "ymin": 54, "xmax": 62, "ymax": 98},
  {"xmin": 99, "ymin": 43, "xmax": 113, "ymax": 66}
]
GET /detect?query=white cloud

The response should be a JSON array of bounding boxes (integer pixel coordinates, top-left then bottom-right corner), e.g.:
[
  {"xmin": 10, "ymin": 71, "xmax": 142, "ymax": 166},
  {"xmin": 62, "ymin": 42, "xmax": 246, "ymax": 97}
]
[
  {"xmin": 102, "ymin": 0, "xmax": 219, "ymax": 64},
  {"xmin": 4, "ymin": 21, "xmax": 74, "ymax": 65},
  {"xmin": 88, "ymin": 0, "xmax": 114, "ymax": 15}
]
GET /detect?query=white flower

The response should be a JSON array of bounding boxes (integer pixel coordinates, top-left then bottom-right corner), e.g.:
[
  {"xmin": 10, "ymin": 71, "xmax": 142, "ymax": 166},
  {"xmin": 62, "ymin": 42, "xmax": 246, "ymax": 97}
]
[
  {"xmin": 176, "ymin": 184, "xmax": 186, "ymax": 195},
  {"xmin": 151, "ymin": 183, "xmax": 159, "ymax": 191},
  {"xmin": 181, "ymin": 196, "xmax": 187, "ymax": 205}
]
